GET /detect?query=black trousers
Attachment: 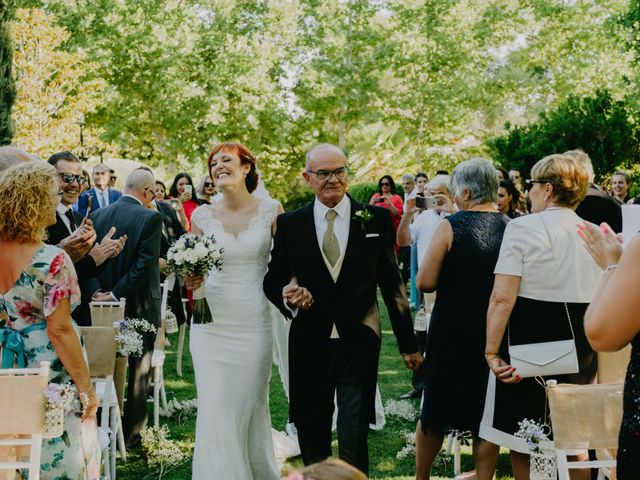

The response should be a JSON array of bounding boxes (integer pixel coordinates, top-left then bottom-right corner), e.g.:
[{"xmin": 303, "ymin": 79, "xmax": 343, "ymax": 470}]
[
  {"xmin": 123, "ymin": 329, "xmax": 156, "ymax": 442},
  {"xmin": 295, "ymin": 340, "xmax": 371, "ymax": 475}
]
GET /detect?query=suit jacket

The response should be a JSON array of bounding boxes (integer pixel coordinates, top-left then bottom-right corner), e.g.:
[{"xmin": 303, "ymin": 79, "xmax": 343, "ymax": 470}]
[
  {"xmin": 45, "ymin": 210, "xmax": 97, "ymax": 326},
  {"xmin": 575, "ymin": 184, "xmax": 622, "ymax": 233},
  {"xmin": 75, "ymin": 187, "xmax": 123, "ymax": 217},
  {"xmin": 91, "ymin": 196, "xmax": 163, "ymax": 327},
  {"xmin": 156, "ymin": 200, "xmax": 186, "ymax": 258},
  {"xmin": 264, "ymin": 195, "xmax": 417, "ymax": 422}
]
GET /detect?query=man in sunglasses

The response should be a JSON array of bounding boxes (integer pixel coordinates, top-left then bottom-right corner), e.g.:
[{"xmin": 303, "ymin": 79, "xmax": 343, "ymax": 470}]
[{"xmin": 46, "ymin": 151, "xmax": 127, "ymax": 325}]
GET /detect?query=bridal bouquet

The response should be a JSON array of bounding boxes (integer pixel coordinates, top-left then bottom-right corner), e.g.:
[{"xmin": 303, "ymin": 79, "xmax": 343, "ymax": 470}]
[
  {"xmin": 116, "ymin": 317, "xmax": 157, "ymax": 357},
  {"xmin": 166, "ymin": 233, "xmax": 223, "ymax": 325}
]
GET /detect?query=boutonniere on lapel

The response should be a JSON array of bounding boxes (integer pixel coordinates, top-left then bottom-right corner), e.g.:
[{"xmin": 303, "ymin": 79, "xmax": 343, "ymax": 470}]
[{"xmin": 353, "ymin": 208, "xmax": 373, "ymax": 230}]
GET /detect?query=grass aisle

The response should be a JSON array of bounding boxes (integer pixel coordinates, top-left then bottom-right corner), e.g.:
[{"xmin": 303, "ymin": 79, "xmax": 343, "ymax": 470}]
[{"xmin": 117, "ymin": 296, "xmax": 515, "ymax": 479}]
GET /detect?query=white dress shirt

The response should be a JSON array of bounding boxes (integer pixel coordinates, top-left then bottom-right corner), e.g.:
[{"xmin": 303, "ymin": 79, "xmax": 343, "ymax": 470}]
[{"xmin": 56, "ymin": 203, "xmax": 74, "ymax": 234}]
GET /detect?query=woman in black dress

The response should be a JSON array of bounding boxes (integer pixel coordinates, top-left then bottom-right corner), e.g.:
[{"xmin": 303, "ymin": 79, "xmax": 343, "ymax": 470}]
[
  {"xmin": 482, "ymin": 154, "xmax": 602, "ymax": 480},
  {"xmin": 415, "ymin": 158, "xmax": 508, "ymax": 480},
  {"xmin": 579, "ymin": 221, "xmax": 640, "ymax": 479}
]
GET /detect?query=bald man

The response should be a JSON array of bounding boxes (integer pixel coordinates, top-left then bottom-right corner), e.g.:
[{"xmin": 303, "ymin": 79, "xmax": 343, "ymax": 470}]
[
  {"xmin": 90, "ymin": 169, "xmax": 162, "ymax": 446},
  {"xmin": 0, "ymin": 146, "xmax": 39, "ymax": 172}
]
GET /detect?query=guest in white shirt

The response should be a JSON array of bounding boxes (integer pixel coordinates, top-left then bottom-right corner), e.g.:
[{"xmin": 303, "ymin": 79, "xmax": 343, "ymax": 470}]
[{"xmin": 482, "ymin": 153, "xmax": 602, "ymax": 479}]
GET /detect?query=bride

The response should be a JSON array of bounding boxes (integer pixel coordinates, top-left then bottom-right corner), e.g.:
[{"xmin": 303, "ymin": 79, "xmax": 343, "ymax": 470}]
[{"xmin": 185, "ymin": 142, "xmax": 283, "ymax": 479}]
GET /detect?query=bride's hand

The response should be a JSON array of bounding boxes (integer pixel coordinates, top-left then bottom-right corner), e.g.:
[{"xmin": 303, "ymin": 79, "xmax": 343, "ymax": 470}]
[
  {"xmin": 283, "ymin": 284, "xmax": 314, "ymax": 310},
  {"xmin": 184, "ymin": 274, "xmax": 204, "ymax": 291}
]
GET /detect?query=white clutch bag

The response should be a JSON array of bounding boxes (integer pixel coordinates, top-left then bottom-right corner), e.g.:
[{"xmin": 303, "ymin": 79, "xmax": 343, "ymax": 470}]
[
  {"xmin": 507, "ymin": 216, "xmax": 579, "ymax": 379},
  {"xmin": 414, "ymin": 307, "xmax": 429, "ymax": 332},
  {"xmin": 508, "ymin": 338, "xmax": 578, "ymax": 378}
]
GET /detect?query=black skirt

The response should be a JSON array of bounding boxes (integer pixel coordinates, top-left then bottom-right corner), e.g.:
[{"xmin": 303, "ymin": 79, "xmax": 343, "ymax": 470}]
[{"xmin": 479, "ymin": 296, "xmax": 596, "ymax": 452}]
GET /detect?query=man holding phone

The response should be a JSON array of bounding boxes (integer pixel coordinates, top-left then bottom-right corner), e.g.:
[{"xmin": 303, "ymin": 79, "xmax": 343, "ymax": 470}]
[{"xmin": 46, "ymin": 151, "xmax": 127, "ymax": 325}]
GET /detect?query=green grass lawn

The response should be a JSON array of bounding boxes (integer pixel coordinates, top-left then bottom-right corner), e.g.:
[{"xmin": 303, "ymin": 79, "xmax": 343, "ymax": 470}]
[{"xmin": 117, "ymin": 297, "xmax": 515, "ymax": 479}]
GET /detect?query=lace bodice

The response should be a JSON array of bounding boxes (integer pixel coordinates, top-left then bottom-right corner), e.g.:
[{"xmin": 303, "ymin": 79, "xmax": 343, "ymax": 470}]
[{"xmin": 190, "ymin": 198, "xmax": 279, "ymax": 326}]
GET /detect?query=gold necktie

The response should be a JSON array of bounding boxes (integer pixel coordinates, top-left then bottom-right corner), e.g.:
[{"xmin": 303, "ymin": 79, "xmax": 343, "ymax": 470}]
[{"xmin": 322, "ymin": 209, "xmax": 340, "ymax": 267}]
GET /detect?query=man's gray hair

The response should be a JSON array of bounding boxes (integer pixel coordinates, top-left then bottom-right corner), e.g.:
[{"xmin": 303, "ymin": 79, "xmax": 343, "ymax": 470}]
[
  {"xmin": 305, "ymin": 143, "xmax": 346, "ymax": 170},
  {"xmin": 0, "ymin": 146, "xmax": 40, "ymax": 172},
  {"xmin": 401, "ymin": 173, "xmax": 415, "ymax": 183},
  {"xmin": 451, "ymin": 157, "xmax": 498, "ymax": 205},
  {"xmin": 124, "ymin": 169, "xmax": 154, "ymax": 192},
  {"xmin": 564, "ymin": 149, "xmax": 594, "ymax": 182},
  {"xmin": 427, "ymin": 174, "xmax": 451, "ymax": 194}
]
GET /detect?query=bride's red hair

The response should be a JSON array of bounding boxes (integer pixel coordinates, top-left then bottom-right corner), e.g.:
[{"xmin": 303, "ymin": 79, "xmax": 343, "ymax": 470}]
[{"xmin": 207, "ymin": 142, "xmax": 259, "ymax": 193}]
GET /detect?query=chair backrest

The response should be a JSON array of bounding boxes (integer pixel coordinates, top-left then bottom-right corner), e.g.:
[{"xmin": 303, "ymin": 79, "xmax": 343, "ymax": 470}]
[
  {"xmin": 89, "ymin": 298, "xmax": 125, "ymax": 327},
  {"xmin": 160, "ymin": 280, "xmax": 169, "ymax": 319},
  {"xmin": 0, "ymin": 362, "xmax": 49, "ymax": 435},
  {"xmin": 547, "ymin": 382, "xmax": 623, "ymax": 450},
  {"xmin": 80, "ymin": 325, "xmax": 118, "ymax": 378},
  {"xmin": 597, "ymin": 345, "xmax": 632, "ymax": 384}
]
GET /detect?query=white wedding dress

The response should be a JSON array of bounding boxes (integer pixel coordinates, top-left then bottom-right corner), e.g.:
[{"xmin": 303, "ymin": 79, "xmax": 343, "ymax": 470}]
[{"xmin": 189, "ymin": 199, "xmax": 280, "ymax": 480}]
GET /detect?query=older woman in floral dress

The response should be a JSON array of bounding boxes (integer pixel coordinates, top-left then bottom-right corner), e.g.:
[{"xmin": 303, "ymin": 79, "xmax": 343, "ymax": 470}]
[{"xmin": 0, "ymin": 162, "xmax": 101, "ymax": 479}]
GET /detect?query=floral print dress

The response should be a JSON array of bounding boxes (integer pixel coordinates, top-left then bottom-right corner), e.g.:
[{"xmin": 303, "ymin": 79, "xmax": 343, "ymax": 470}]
[{"xmin": 0, "ymin": 244, "xmax": 101, "ymax": 480}]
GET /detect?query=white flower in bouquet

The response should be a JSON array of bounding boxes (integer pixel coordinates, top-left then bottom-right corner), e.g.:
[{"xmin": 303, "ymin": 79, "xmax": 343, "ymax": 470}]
[
  {"xmin": 116, "ymin": 317, "xmax": 157, "ymax": 357},
  {"xmin": 166, "ymin": 233, "xmax": 223, "ymax": 277},
  {"xmin": 166, "ymin": 233, "xmax": 224, "ymax": 325}
]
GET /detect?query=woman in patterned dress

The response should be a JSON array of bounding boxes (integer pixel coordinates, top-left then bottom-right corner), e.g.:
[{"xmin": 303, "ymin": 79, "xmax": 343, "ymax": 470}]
[{"xmin": 0, "ymin": 162, "xmax": 101, "ymax": 479}]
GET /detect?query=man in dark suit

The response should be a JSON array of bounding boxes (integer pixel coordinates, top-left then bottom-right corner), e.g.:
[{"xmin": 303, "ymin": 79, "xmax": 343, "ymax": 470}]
[
  {"xmin": 264, "ymin": 144, "xmax": 422, "ymax": 474},
  {"xmin": 90, "ymin": 168, "xmax": 162, "ymax": 445},
  {"xmin": 566, "ymin": 149, "xmax": 622, "ymax": 232},
  {"xmin": 45, "ymin": 151, "xmax": 126, "ymax": 325},
  {"xmin": 75, "ymin": 163, "xmax": 123, "ymax": 216}
]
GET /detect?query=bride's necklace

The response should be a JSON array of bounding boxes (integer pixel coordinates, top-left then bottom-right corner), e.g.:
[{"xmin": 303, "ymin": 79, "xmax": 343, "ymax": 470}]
[{"xmin": 544, "ymin": 205, "xmax": 570, "ymax": 212}]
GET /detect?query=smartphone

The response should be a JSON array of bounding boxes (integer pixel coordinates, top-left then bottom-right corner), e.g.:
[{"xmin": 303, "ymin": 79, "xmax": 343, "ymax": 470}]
[
  {"xmin": 84, "ymin": 196, "xmax": 93, "ymax": 221},
  {"xmin": 168, "ymin": 198, "xmax": 181, "ymax": 210},
  {"xmin": 375, "ymin": 197, "xmax": 385, "ymax": 203},
  {"xmin": 184, "ymin": 185, "xmax": 193, "ymax": 195},
  {"xmin": 415, "ymin": 195, "xmax": 437, "ymax": 209}
]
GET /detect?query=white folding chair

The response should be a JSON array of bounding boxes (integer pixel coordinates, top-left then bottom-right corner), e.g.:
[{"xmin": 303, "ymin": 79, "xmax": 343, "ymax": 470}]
[
  {"xmin": 150, "ymin": 282, "xmax": 169, "ymax": 426},
  {"xmin": 90, "ymin": 299, "xmax": 128, "ymax": 413},
  {"xmin": 89, "ymin": 298, "xmax": 125, "ymax": 327},
  {"xmin": 81, "ymin": 324, "xmax": 126, "ymax": 480},
  {"xmin": 547, "ymin": 382, "xmax": 623, "ymax": 480},
  {"xmin": 0, "ymin": 361, "xmax": 49, "ymax": 480}
]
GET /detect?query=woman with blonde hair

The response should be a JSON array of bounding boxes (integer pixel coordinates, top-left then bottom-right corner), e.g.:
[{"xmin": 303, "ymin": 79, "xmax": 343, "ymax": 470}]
[
  {"xmin": 0, "ymin": 162, "xmax": 101, "ymax": 479},
  {"xmin": 285, "ymin": 459, "xmax": 368, "ymax": 480},
  {"xmin": 481, "ymin": 154, "xmax": 602, "ymax": 479}
]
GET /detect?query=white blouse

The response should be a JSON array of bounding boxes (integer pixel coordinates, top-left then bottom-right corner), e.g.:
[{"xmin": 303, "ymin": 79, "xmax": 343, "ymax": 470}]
[{"xmin": 494, "ymin": 209, "xmax": 602, "ymax": 303}]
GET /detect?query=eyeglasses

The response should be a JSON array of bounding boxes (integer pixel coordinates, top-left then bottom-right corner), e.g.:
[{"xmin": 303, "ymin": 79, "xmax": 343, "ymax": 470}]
[
  {"xmin": 204, "ymin": 182, "xmax": 215, "ymax": 187},
  {"xmin": 143, "ymin": 187, "xmax": 155, "ymax": 200},
  {"xmin": 58, "ymin": 172, "xmax": 87, "ymax": 185},
  {"xmin": 525, "ymin": 179, "xmax": 550, "ymax": 192},
  {"xmin": 306, "ymin": 166, "xmax": 349, "ymax": 181},
  {"xmin": 380, "ymin": 182, "xmax": 390, "ymax": 186}
]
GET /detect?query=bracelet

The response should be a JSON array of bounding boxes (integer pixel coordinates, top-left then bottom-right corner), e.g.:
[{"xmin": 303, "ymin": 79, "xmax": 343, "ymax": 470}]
[
  {"xmin": 604, "ymin": 264, "xmax": 618, "ymax": 273},
  {"xmin": 78, "ymin": 387, "xmax": 93, "ymax": 409}
]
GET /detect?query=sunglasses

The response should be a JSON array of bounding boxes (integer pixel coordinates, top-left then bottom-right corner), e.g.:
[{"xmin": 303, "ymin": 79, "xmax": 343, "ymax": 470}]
[
  {"xmin": 58, "ymin": 172, "xmax": 87, "ymax": 185},
  {"xmin": 380, "ymin": 182, "xmax": 391, "ymax": 186},
  {"xmin": 525, "ymin": 179, "xmax": 550, "ymax": 192},
  {"xmin": 204, "ymin": 182, "xmax": 215, "ymax": 187}
]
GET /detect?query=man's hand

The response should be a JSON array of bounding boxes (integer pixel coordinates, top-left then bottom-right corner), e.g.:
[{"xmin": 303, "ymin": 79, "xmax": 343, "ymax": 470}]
[
  {"xmin": 58, "ymin": 223, "xmax": 96, "ymax": 262},
  {"xmin": 405, "ymin": 197, "xmax": 419, "ymax": 216},
  {"xmin": 283, "ymin": 282, "xmax": 314, "ymax": 310},
  {"xmin": 88, "ymin": 228, "xmax": 127, "ymax": 266},
  {"xmin": 402, "ymin": 352, "xmax": 424, "ymax": 371},
  {"xmin": 92, "ymin": 291, "xmax": 114, "ymax": 302}
]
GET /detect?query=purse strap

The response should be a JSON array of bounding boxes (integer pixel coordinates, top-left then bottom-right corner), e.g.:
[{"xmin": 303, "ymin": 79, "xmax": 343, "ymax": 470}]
[{"xmin": 507, "ymin": 211, "xmax": 576, "ymax": 347}]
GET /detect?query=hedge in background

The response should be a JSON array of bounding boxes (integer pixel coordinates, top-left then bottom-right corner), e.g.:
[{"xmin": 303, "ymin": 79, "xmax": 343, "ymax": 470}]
[{"xmin": 488, "ymin": 90, "xmax": 640, "ymax": 181}]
